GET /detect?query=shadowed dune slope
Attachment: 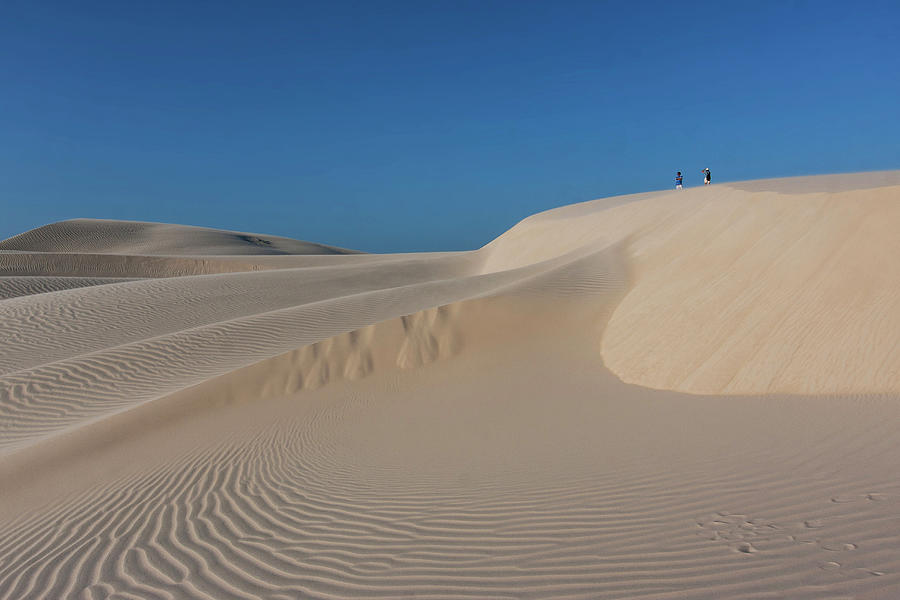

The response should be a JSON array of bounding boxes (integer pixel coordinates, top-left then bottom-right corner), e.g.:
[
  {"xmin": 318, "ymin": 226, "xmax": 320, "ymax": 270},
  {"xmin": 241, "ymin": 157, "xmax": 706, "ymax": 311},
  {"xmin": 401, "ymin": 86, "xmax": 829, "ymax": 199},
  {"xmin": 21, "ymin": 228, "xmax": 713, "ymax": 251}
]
[{"xmin": 1, "ymin": 172, "xmax": 899, "ymax": 599}]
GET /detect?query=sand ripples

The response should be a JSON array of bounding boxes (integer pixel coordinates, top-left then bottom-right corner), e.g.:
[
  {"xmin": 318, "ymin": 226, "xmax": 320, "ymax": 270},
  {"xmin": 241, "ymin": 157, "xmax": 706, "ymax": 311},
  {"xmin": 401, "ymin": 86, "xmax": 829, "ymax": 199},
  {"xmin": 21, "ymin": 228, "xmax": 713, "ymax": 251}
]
[
  {"xmin": 3, "ymin": 399, "xmax": 899, "ymax": 599},
  {"xmin": 2, "ymin": 177, "xmax": 900, "ymax": 599}
]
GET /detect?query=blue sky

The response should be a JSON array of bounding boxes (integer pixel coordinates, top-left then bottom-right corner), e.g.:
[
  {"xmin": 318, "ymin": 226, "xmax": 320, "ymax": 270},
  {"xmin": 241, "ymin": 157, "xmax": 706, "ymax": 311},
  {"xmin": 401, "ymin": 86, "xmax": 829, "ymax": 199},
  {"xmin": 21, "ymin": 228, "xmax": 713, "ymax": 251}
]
[{"xmin": 2, "ymin": 1, "xmax": 898, "ymax": 252}]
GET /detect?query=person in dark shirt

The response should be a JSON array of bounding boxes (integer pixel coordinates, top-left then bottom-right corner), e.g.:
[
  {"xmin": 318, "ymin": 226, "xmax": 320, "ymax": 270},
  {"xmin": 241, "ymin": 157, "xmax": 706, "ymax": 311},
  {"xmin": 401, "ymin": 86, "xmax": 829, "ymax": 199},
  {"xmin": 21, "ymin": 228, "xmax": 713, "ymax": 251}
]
[
  {"xmin": 675, "ymin": 172, "xmax": 683, "ymax": 189},
  {"xmin": 702, "ymin": 168, "xmax": 711, "ymax": 185}
]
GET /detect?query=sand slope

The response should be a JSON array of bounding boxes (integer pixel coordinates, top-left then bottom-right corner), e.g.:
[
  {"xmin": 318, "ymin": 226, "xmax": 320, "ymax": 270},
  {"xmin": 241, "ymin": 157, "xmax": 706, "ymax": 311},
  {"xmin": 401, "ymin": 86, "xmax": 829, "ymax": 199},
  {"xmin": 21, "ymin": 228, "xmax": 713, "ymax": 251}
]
[
  {"xmin": 0, "ymin": 219, "xmax": 361, "ymax": 256},
  {"xmin": 1, "ymin": 173, "xmax": 899, "ymax": 599}
]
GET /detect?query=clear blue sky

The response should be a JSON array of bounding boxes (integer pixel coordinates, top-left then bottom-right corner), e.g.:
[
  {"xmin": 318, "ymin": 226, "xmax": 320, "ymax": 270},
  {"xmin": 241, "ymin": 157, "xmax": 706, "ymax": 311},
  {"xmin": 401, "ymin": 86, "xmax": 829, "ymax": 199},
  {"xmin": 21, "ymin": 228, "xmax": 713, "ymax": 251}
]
[{"xmin": 2, "ymin": 1, "xmax": 898, "ymax": 252}]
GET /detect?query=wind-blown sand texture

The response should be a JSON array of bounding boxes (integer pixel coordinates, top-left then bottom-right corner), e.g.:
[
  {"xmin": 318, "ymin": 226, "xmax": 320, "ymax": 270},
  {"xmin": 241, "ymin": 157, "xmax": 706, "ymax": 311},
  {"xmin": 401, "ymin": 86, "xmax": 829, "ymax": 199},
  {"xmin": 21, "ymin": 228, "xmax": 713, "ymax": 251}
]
[{"xmin": 2, "ymin": 172, "xmax": 900, "ymax": 599}]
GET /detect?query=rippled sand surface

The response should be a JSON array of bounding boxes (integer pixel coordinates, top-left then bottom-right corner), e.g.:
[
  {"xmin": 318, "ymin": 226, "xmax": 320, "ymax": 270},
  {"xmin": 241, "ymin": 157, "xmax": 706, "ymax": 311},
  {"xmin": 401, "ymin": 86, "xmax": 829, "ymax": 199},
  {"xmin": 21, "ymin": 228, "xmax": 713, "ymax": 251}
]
[{"xmin": 2, "ymin": 173, "xmax": 900, "ymax": 599}]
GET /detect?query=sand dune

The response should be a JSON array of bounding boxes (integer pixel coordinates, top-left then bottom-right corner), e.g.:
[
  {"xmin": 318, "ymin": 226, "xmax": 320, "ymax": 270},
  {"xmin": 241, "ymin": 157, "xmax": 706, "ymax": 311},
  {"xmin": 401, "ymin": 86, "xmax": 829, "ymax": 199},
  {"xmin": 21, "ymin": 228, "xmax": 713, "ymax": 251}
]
[
  {"xmin": 0, "ymin": 219, "xmax": 362, "ymax": 256},
  {"xmin": 1, "ymin": 172, "xmax": 899, "ymax": 599}
]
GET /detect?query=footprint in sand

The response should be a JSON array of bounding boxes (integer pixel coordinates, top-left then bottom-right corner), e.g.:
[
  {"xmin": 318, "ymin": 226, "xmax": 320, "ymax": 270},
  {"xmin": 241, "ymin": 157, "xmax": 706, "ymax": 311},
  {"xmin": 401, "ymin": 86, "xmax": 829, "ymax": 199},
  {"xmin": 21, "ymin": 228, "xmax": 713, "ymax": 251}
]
[
  {"xmin": 698, "ymin": 502, "xmax": 884, "ymax": 579},
  {"xmin": 734, "ymin": 542, "xmax": 757, "ymax": 554},
  {"xmin": 697, "ymin": 512, "xmax": 790, "ymax": 554},
  {"xmin": 788, "ymin": 534, "xmax": 817, "ymax": 544},
  {"xmin": 831, "ymin": 492, "xmax": 889, "ymax": 503},
  {"xmin": 804, "ymin": 519, "xmax": 825, "ymax": 529},
  {"xmin": 820, "ymin": 542, "xmax": 857, "ymax": 552},
  {"xmin": 830, "ymin": 495, "xmax": 858, "ymax": 504},
  {"xmin": 818, "ymin": 560, "xmax": 884, "ymax": 578}
]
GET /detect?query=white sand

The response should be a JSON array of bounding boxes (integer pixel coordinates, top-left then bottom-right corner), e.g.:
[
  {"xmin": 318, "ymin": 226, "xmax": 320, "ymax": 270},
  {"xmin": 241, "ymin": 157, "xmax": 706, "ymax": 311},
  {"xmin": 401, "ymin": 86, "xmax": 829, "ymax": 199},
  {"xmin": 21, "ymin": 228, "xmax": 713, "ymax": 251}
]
[{"xmin": 1, "ymin": 173, "xmax": 899, "ymax": 599}]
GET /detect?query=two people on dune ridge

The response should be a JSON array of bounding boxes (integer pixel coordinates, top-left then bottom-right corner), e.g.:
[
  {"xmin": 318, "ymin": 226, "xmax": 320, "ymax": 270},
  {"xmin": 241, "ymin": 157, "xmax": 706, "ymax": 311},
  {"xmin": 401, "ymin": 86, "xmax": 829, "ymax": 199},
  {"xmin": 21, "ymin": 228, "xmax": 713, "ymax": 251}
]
[{"xmin": 674, "ymin": 168, "xmax": 711, "ymax": 189}]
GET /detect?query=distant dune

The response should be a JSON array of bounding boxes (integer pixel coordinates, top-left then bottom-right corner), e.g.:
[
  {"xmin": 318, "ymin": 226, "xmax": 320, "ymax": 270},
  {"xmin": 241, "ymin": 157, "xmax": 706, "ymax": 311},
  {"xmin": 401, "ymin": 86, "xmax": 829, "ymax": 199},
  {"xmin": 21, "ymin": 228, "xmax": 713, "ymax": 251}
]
[
  {"xmin": 2, "ymin": 172, "xmax": 899, "ymax": 599},
  {"xmin": 0, "ymin": 218, "xmax": 362, "ymax": 256}
]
